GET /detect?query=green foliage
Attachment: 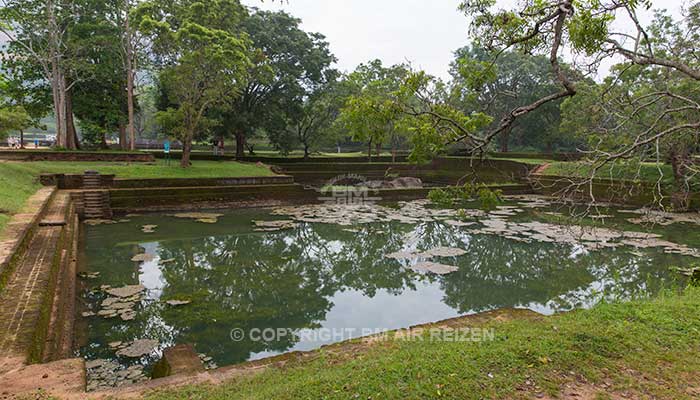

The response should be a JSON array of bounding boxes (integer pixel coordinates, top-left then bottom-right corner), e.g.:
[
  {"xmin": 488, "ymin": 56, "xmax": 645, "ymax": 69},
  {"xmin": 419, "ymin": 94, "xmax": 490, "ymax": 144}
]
[
  {"xmin": 0, "ymin": 106, "xmax": 30, "ymax": 138},
  {"xmin": 670, "ymin": 264, "xmax": 700, "ymax": 287},
  {"xmin": 78, "ymin": 120, "xmax": 108, "ymax": 148},
  {"xmin": 214, "ymin": 9, "xmax": 337, "ymax": 156},
  {"xmin": 427, "ymin": 183, "xmax": 503, "ymax": 210},
  {"xmin": 395, "ymin": 70, "xmax": 493, "ymax": 162},
  {"xmin": 450, "ymin": 46, "xmax": 585, "ymax": 153},
  {"xmin": 477, "ymin": 186, "xmax": 502, "ymax": 210},
  {"xmin": 567, "ymin": 9, "xmax": 613, "ymax": 56},
  {"xmin": 273, "ymin": 78, "xmax": 345, "ymax": 157},
  {"xmin": 559, "ymin": 5, "xmax": 700, "ymax": 206},
  {"xmin": 337, "ymin": 60, "xmax": 410, "ymax": 157},
  {"xmin": 136, "ymin": 0, "xmax": 251, "ymax": 165}
]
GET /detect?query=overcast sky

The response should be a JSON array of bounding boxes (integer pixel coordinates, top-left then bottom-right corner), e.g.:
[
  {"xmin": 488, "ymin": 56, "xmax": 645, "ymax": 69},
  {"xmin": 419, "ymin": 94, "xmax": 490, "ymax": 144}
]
[{"xmin": 242, "ymin": 0, "xmax": 690, "ymax": 80}]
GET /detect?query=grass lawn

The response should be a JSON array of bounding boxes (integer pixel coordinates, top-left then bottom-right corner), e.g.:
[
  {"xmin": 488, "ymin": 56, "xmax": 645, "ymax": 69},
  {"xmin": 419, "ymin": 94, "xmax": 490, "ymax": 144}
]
[
  {"xmin": 491, "ymin": 157, "xmax": 556, "ymax": 165},
  {"xmin": 144, "ymin": 286, "xmax": 700, "ymax": 400},
  {"xmin": 177, "ymin": 150, "xmax": 400, "ymax": 158},
  {"xmin": 0, "ymin": 163, "xmax": 42, "ymax": 238},
  {"xmin": 543, "ymin": 161, "xmax": 678, "ymax": 184},
  {"xmin": 0, "ymin": 160, "xmax": 275, "ymax": 236},
  {"xmin": 7, "ymin": 159, "xmax": 275, "ymax": 179}
]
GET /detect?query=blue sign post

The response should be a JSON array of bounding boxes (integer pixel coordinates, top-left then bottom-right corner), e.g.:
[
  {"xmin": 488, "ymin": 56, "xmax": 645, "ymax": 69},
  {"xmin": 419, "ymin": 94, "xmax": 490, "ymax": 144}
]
[{"xmin": 164, "ymin": 140, "xmax": 171, "ymax": 165}]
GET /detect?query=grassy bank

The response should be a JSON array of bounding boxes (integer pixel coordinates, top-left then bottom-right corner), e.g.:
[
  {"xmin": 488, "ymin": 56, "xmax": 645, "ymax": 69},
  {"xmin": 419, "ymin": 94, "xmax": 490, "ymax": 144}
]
[
  {"xmin": 0, "ymin": 163, "xmax": 42, "ymax": 237},
  {"xmin": 4, "ymin": 159, "xmax": 275, "ymax": 179},
  {"xmin": 144, "ymin": 286, "xmax": 700, "ymax": 400},
  {"xmin": 0, "ymin": 160, "xmax": 275, "ymax": 236},
  {"xmin": 543, "ymin": 161, "xmax": 679, "ymax": 184}
]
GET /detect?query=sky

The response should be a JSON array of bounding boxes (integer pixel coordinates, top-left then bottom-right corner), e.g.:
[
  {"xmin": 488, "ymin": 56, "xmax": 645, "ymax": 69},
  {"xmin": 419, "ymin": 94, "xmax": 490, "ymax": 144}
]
[{"xmin": 241, "ymin": 0, "xmax": 690, "ymax": 80}]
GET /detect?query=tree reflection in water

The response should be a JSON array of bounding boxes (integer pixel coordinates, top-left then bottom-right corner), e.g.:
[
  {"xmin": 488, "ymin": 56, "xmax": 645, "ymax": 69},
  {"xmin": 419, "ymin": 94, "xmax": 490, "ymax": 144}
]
[{"xmin": 79, "ymin": 208, "xmax": 688, "ymax": 368}]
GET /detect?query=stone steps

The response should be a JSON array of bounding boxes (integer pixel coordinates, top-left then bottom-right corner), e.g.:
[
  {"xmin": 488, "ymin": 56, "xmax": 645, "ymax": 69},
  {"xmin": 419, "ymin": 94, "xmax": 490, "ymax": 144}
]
[{"xmin": 82, "ymin": 190, "xmax": 113, "ymax": 220}]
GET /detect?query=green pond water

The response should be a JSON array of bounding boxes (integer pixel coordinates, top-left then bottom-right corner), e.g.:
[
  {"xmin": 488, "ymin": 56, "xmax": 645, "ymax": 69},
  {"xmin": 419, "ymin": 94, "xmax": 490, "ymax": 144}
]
[{"xmin": 77, "ymin": 201, "xmax": 698, "ymax": 376}]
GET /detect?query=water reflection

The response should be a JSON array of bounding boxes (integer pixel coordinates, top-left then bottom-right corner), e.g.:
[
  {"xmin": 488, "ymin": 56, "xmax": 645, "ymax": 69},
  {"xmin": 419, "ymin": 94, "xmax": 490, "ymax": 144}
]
[{"xmin": 79, "ymin": 208, "xmax": 689, "ymax": 368}]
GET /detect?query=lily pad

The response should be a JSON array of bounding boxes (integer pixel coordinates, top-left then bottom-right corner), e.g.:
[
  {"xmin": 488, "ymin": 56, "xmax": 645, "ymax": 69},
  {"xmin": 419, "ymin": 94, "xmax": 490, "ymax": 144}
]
[
  {"xmin": 385, "ymin": 251, "xmax": 422, "ymax": 260},
  {"xmin": 412, "ymin": 261, "xmax": 459, "ymax": 275},
  {"xmin": 141, "ymin": 225, "xmax": 157, "ymax": 233},
  {"xmin": 165, "ymin": 299, "xmax": 191, "ymax": 306},
  {"xmin": 171, "ymin": 212, "xmax": 223, "ymax": 222},
  {"xmin": 421, "ymin": 247, "xmax": 467, "ymax": 258}
]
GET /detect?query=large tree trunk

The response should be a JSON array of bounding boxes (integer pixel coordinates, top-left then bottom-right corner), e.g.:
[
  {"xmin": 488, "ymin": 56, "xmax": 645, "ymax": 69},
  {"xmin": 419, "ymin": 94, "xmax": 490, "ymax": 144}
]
[
  {"xmin": 125, "ymin": 5, "xmax": 136, "ymax": 151},
  {"xmin": 669, "ymin": 145, "xmax": 691, "ymax": 211},
  {"xmin": 118, "ymin": 124, "xmax": 128, "ymax": 150},
  {"xmin": 47, "ymin": 0, "xmax": 67, "ymax": 148},
  {"xmin": 52, "ymin": 73, "xmax": 68, "ymax": 148},
  {"xmin": 235, "ymin": 131, "xmax": 245, "ymax": 158},
  {"xmin": 20, "ymin": 129, "xmax": 25, "ymax": 149},
  {"xmin": 181, "ymin": 131, "xmax": 193, "ymax": 168},
  {"xmin": 65, "ymin": 90, "xmax": 79, "ymax": 150},
  {"xmin": 376, "ymin": 142, "xmax": 381, "ymax": 157},
  {"xmin": 303, "ymin": 143, "xmax": 310, "ymax": 160},
  {"xmin": 367, "ymin": 138, "xmax": 372, "ymax": 162},
  {"xmin": 100, "ymin": 127, "xmax": 109, "ymax": 150}
]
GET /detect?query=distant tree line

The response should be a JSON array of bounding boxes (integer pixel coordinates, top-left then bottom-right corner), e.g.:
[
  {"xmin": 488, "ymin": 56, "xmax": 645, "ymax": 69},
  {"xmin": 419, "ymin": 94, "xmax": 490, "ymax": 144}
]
[{"xmin": 1, "ymin": 0, "xmax": 698, "ymax": 208}]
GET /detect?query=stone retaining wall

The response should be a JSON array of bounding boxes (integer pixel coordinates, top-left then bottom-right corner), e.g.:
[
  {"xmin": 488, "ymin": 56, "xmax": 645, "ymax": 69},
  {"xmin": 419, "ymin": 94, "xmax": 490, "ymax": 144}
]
[
  {"xmin": 41, "ymin": 173, "xmax": 116, "ymax": 189},
  {"xmin": 278, "ymin": 158, "xmax": 532, "ymax": 185},
  {"xmin": 148, "ymin": 151, "xmax": 410, "ymax": 163},
  {"xmin": 112, "ymin": 175, "xmax": 294, "ymax": 189},
  {"xmin": 41, "ymin": 174, "xmax": 293, "ymax": 189},
  {"xmin": 531, "ymin": 174, "xmax": 700, "ymax": 209},
  {"xmin": 108, "ymin": 183, "xmax": 533, "ymax": 212},
  {"xmin": 0, "ymin": 150, "xmax": 154, "ymax": 162},
  {"xmin": 109, "ymin": 184, "xmax": 319, "ymax": 212}
]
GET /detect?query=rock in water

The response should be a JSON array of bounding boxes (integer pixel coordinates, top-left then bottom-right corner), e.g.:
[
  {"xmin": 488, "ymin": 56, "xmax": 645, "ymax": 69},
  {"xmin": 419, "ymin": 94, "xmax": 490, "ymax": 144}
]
[
  {"xmin": 105, "ymin": 285, "xmax": 145, "ymax": 298},
  {"xmin": 116, "ymin": 339, "xmax": 159, "ymax": 358},
  {"xmin": 388, "ymin": 177, "xmax": 423, "ymax": 188},
  {"xmin": 131, "ymin": 253, "xmax": 155, "ymax": 262}
]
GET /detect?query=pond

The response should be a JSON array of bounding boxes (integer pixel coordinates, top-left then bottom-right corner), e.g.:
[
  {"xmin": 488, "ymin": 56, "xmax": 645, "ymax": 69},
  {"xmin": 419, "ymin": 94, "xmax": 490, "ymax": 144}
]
[{"xmin": 76, "ymin": 197, "xmax": 699, "ymax": 390}]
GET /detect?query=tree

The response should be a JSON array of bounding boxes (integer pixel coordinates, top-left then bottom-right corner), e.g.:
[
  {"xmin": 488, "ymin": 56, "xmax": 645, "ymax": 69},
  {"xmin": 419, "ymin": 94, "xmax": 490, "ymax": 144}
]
[
  {"xmin": 0, "ymin": 68, "xmax": 51, "ymax": 147},
  {"xmin": 66, "ymin": 0, "xmax": 130, "ymax": 149},
  {"xmin": 450, "ymin": 46, "xmax": 577, "ymax": 153},
  {"xmin": 214, "ymin": 10, "xmax": 336, "ymax": 157},
  {"xmin": 122, "ymin": 0, "xmax": 138, "ymax": 150},
  {"xmin": 560, "ymin": 6, "xmax": 700, "ymax": 209},
  {"xmin": 0, "ymin": 106, "xmax": 30, "ymax": 139},
  {"xmin": 272, "ymin": 78, "xmax": 342, "ymax": 158},
  {"xmin": 0, "ymin": 0, "xmax": 82, "ymax": 148},
  {"xmin": 337, "ymin": 60, "xmax": 410, "ymax": 160},
  {"xmin": 398, "ymin": 0, "xmax": 700, "ymax": 209},
  {"xmin": 135, "ymin": 0, "xmax": 251, "ymax": 167}
]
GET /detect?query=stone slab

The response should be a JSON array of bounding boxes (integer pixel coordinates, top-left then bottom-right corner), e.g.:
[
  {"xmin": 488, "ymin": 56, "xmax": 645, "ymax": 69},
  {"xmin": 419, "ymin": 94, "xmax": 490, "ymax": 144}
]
[{"xmin": 152, "ymin": 344, "xmax": 205, "ymax": 378}]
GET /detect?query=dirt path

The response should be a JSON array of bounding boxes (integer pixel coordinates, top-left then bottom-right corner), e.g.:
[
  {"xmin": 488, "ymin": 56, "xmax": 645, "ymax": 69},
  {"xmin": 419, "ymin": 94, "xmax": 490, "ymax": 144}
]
[{"xmin": 530, "ymin": 162, "xmax": 552, "ymax": 175}]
